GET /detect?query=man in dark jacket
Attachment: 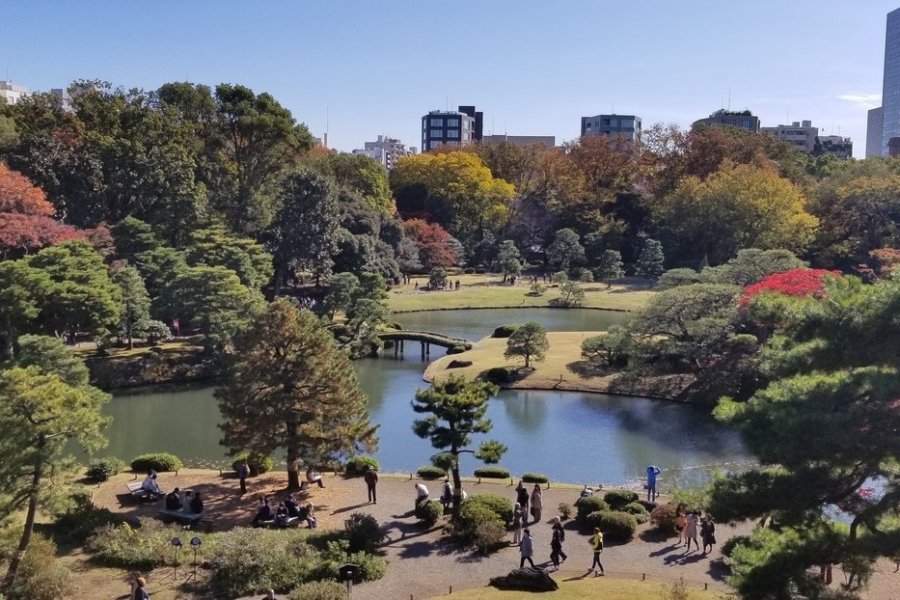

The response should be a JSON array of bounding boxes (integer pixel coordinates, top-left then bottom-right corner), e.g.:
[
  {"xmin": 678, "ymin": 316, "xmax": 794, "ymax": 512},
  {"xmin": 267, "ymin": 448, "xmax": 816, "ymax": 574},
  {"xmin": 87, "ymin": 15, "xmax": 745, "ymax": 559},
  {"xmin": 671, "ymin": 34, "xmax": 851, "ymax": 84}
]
[{"xmin": 364, "ymin": 467, "xmax": 378, "ymax": 503}]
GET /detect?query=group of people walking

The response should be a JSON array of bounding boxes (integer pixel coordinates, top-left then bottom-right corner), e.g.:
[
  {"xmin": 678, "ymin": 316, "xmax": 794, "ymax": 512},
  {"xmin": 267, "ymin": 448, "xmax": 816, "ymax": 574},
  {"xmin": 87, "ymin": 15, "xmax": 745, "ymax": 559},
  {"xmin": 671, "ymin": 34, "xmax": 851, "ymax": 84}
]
[{"xmin": 675, "ymin": 504, "xmax": 716, "ymax": 554}]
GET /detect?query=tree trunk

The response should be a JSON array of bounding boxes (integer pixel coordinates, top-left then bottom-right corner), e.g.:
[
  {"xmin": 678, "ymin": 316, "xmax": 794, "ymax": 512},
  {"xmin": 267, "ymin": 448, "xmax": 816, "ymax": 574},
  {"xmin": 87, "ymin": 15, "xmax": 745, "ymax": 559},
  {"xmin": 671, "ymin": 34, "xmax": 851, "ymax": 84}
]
[
  {"xmin": 285, "ymin": 418, "xmax": 301, "ymax": 491},
  {"xmin": 1, "ymin": 315, "xmax": 14, "ymax": 360},
  {"xmin": 274, "ymin": 263, "xmax": 284, "ymax": 296},
  {"xmin": 450, "ymin": 448, "xmax": 463, "ymax": 521},
  {"xmin": 4, "ymin": 452, "xmax": 43, "ymax": 591},
  {"xmin": 524, "ymin": 354, "xmax": 530, "ymax": 368}
]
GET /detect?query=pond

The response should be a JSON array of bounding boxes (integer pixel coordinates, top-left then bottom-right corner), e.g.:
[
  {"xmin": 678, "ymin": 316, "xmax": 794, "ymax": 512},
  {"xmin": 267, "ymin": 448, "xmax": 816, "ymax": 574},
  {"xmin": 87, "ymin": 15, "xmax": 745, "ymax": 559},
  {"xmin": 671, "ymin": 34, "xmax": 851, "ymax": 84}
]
[{"xmin": 100, "ymin": 309, "xmax": 751, "ymax": 488}]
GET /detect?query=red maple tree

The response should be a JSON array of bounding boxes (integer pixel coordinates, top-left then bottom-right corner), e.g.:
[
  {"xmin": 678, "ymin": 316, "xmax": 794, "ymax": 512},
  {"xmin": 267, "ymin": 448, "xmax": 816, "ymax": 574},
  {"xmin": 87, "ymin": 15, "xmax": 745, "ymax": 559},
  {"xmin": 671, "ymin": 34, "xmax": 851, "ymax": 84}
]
[
  {"xmin": 740, "ymin": 268, "xmax": 839, "ymax": 306},
  {"xmin": 402, "ymin": 218, "xmax": 458, "ymax": 268}
]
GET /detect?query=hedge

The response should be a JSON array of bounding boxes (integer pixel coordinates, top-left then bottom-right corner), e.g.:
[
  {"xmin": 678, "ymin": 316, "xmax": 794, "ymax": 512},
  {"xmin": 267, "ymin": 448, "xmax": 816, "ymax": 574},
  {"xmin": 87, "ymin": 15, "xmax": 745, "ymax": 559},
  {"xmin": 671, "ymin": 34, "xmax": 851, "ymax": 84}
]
[
  {"xmin": 521, "ymin": 472, "xmax": 549, "ymax": 484},
  {"xmin": 575, "ymin": 496, "xmax": 610, "ymax": 523},
  {"xmin": 604, "ymin": 489, "xmax": 639, "ymax": 510},
  {"xmin": 130, "ymin": 453, "xmax": 183, "ymax": 473},
  {"xmin": 473, "ymin": 467, "xmax": 510, "ymax": 479},
  {"xmin": 484, "ymin": 367, "xmax": 515, "ymax": 384},
  {"xmin": 491, "ymin": 324, "xmax": 522, "ymax": 338},
  {"xmin": 415, "ymin": 499, "xmax": 444, "ymax": 526},
  {"xmin": 650, "ymin": 503, "xmax": 679, "ymax": 536},
  {"xmin": 416, "ymin": 465, "xmax": 446, "ymax": 480},
  {"xmin": 344, "ymin": 455, "xmax": 380, "ymax": 476},
  {"xmin": 455, "ymin": 502, "xmax": 504, "ymax": 544},
  {"xmin": 86, "ymin": 457, "xmax": 125, "ymax": 482},
  {"xmin": 585, "ymin": 510, "xmax": 638, "ymax": 541},
  {"xmin": 231, "ymin": 451, "xmax": 275, "ymax": 477}
]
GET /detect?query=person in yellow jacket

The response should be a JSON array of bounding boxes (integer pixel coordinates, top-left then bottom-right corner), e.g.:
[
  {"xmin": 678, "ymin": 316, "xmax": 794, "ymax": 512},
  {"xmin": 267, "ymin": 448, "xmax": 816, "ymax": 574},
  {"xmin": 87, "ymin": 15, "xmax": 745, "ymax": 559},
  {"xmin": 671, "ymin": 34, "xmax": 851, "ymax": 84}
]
[{"xmin": 590, "ymin": 527, "xmax": 605, "ymax": 576}]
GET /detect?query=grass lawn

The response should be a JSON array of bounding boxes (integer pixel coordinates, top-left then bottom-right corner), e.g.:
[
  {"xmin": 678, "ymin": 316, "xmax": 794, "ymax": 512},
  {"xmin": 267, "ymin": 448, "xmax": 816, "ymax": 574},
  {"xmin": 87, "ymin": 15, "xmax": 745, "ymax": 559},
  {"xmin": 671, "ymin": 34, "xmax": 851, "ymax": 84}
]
[
  {"xmin": 389, "ymin": 273, "xmax": 654, "ymax": 313},
  {"xmin": 432, "ymin": 577, "xmax": 725, "ymax": 599}
]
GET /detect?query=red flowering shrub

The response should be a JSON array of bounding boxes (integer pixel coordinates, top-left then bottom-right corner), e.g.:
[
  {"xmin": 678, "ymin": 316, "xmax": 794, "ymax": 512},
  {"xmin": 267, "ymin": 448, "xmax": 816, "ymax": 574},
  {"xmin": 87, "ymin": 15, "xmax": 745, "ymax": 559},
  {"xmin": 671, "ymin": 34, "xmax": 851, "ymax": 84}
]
[
  {"xmin": 402, "ymin": 218, "xmax": 458, "ymax": 268},
  {"xmin": 740, "ymin": 268, "xmax": 839, "ymax": 306}
]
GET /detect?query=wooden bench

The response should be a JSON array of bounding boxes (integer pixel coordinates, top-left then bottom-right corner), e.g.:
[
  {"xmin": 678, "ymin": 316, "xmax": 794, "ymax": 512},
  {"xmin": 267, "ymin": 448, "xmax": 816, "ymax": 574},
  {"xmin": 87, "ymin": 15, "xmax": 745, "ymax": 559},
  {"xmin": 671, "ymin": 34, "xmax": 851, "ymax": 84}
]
[
  {"xmin": 157, "ymin": 509, "xmax": 203, "ymax": 526},
  {"xmin": 127, "ymin": 482, "xmax": 162, "ymax": 501},
  {"xmin": 256, "ymin": 515, "xmax": 300, "ymax": 528}
]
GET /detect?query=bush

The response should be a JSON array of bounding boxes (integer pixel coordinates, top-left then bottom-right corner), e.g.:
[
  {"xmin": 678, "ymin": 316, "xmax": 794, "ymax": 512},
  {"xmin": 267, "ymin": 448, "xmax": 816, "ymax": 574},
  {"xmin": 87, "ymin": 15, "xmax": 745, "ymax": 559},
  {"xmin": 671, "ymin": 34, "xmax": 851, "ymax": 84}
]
[
  {"xmin": 484, "ymin": 367, "xmax": 514, "ymax": 384},
  {"xmin": 463, "ymin": 267, "xmax": 475, "ymax": 274},
  {"xmin": 465, "ymin": 493, "xmax": 514, "ymax": 525},
  {"xmin": 415, "ymin": 499, "xmax": 444, "ymax": 526},
  {"xmin": 86, "ymin": 457, "xmax": 125, "ymax": 482},
  {"xmin": 130, "ymin": 453, "xmax": 183, "ymax": 473},
  {"xmin": 288, "ymin": 581, "xmax": 348, "ymax": 600},
  {"xmin": 474, "ymin": 520, "xmax": 507, "ymax": 555},
  {"xmin": 231, "ymin": 451, "xmax": 275, "ymax": 476},
  {"xmin": 343, "ymin": 455, "xmax": 380, "ymax": 476},
  {"xmin": 447, "ymin": 359, "xmax": 472, "ymax": 368},
  {"xmin": 87, "ymin": 520, "xmax": 180, "ymax": 569},
  {"xmin": 521, "ymin": 472, "xmax": 549, "ymax": 484},
  {"xmin": 344, "ymin": 513, "xmax": 384, "ymax": 554},
  {"xmin": 720, "ymin": 534, "xmax": 752, "ymax": 558},
  {"xmin": 585, "ymin": 510, "xmax": 637, "ymax": 541},
  {"xmin": 6, "ymin": 536, "xmax": 73, "ymax": 600},
  {"xmin": 658, "ymin": 268, "xmax": 704, "ymax": 290},
  {"xmin": 528, "ymin": 282, "xmax": 547, "ymax": 296},
  {"xmin": 558, "ymin": 502, "xmax": 573, "ymax": 520},
  {"xmin": 455, "ymin": 502, "xmax": 503, "ymax": 544},
  {"xmin": 416, "ymin": 465, "xmax": 446, "ymax": 480},
  {"xmin": 141, "ymin": 319, "xmax": 173, "ymax": 344},
  {"xmin": 473, "ymin": 467, "xmax": 510, "ymax": 479},
  {"xmin": 446, "ymin": 346, "xmax": 469, "ymax": 356},
  {"xmin": 492, "ymin": 324, "xmax": 521, "ymax": 338},
  {"xmin": 621, "ymin": 501, "xmax": 651, "ymax": 524},
  {"xmin": 650, "ymin": 503, "xmax": 679, "ymax": 536},
  {"xmin": 575, "ymin": 496, "xmax": 610, "ymax": 523},
  {"xmin": 604, "ymin": 489, "xmax": 639, "ymax": 510}
]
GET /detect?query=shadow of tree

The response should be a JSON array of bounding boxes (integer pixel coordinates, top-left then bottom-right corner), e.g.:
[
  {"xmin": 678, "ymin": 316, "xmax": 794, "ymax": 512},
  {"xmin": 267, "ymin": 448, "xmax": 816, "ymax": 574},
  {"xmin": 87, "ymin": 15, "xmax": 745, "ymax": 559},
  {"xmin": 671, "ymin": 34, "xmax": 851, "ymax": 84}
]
[{"xmin": 566, "ymin": 360, "xmax": 613, "ymax": 379}]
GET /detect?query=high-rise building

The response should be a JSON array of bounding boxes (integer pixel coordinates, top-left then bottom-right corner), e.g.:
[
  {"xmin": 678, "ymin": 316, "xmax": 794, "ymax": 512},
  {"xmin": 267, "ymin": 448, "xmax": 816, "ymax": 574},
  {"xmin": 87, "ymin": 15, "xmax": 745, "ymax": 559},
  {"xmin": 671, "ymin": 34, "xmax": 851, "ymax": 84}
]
[
  {"xmin": 352, "ymin": 135, "xmax": 416, "ymax": 169},
  {"xmin": 580, "ymin": 114, "xmax": 642, "ymax": 140},
  {"xmin": 0, "ymin": 80, "xmax": 30, "ymax": 105},
  {"xmin": 761, "ymin": 120, "xmax": 818, "ymax": 153},
  {"xmin": 692, "ymin": 109, "xmax": 760, "ymax": 132},
  {"xmin": 867, "ymin": 8, "xmax": 900, "ymax": 157},
  {"xmin": 421, "ymin": 105, "xmax": 482, "ymax": 152}
]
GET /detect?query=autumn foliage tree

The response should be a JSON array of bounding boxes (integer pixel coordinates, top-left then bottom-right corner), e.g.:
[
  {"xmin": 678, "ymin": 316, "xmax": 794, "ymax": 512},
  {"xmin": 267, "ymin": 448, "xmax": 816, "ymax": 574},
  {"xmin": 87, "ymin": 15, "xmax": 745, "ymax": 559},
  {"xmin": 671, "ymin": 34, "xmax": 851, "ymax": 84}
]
[
  {"xmin": 740, "ymin": 268, "xmax": 838, "ymax": 306},
  {"xmin": 402, "ymin": 218, "xmax": 458, "ymax": 269},
  {"xmin": 0, "ymin": 163, "xmax": 82, "ymax": 257}
]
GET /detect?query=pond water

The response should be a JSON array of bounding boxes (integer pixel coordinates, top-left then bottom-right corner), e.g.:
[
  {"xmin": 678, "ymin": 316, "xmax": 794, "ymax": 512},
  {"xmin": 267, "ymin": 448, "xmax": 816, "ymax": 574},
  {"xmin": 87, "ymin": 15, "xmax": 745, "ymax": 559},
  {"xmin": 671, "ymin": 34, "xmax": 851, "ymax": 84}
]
[{"xmin": 100, "ymin": 309, "xmax": 751, "ymax": 488}]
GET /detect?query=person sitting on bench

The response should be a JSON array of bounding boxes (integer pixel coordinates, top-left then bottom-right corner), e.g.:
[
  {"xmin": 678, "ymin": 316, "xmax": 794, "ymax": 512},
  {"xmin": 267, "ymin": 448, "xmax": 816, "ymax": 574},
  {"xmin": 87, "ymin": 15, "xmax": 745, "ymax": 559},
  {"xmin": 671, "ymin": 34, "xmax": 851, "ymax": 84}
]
[
  {"xmin": 165, "ymin": 488, "xmax": 183, "ymax": 511},
  {"xmin": 306, "ymin": 468, "xmax": 324, "ymax": 488},
  {"xmin": 275, "ymin": 502, "xmax": 291, "ymax": 527},
  {"xmin": 301, "ymin": 503, "xmax": 317, "ymax": 528},
  {"xmin": 284, "ymin": 493, "xmax": 300, "ymax": 518},
  {"xmin": 141, "ymin": 471, "xmax": 162, "ymax": 499},
  {"xmin": 189, "ymin": 491, "xmax": 203, "ymax": 514},
  {"xmin": 252, "ymin": 496, "xmax": 272, "ymax": 526}
]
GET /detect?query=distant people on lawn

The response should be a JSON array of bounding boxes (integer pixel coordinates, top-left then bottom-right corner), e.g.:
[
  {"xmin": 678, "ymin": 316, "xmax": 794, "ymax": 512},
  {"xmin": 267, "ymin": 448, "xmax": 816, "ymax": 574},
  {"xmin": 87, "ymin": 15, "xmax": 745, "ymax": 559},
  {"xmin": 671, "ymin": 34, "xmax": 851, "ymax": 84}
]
[
  {"xmin": 549, "ymin": 516, "xmax": 567, "ymax": 571},
  {"xmin": 511, "ymin": 502, "xmax": 524, "ymax": 545},
  {"xmin": 646, "ymin": 465, "xmax": 661, "ymax": 501},
  {"xmin": 516, "ymin": 481, "xmax": 529, "ymax": 515},
  {"xmin": 306, "ymin": 467, "xmax": 325, "ymax": 488},
  {"xmin": 675, "ymin": 504, "xmax": 687, "ymax": 546},
  {"xmin": 364, "ymin": 467, "xmax": 378, "ymax": 503},
  {"xmin": 684, "ymin": 511, "xmax": 700, "ymax": 552},
  {"xmin": 590, "ymin": 527, "xmax": 605, "ymax": 576}
]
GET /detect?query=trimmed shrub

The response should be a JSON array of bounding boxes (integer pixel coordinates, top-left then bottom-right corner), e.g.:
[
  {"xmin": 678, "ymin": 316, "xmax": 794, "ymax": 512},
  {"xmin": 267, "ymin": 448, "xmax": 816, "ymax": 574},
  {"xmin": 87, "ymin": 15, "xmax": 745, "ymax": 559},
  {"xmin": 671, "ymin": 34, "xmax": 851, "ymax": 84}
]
[
  {"xmin": 484, "ymin": 367, "xmax": 514, "ymax": 384},
  {"xmin": 622, "ymin": 501, "xmax": 651, "ymax": 524},
  {"xmin": 141, "ymin": 319, "xmax": 173, "ymax": 344},
  {"xmin": 585, "ymin": 510, "xmax": 637, "ymax": 541},
  {"xmin": 130, "ymin": 453, "xmax": 183, "ymax": 473},
  {"xmin": 288, "ymin": 581, "xmax": 348, "ymax": 600},
  {"xmin": 721, "ymin": 534, "xmax": 752, "ymax": 559},
  {"xmin": 474, "ymin": 520, "xmax": 507, "ymax": 555},
  {"xmin": 473, "ymin": 466, "xmax": 510, "ymax": 479},
  {"xmin": 447, "ymin": 358, "xmax": 473, "ymax": 368},
  {"xmin": 492, "ymin": 324, "xmax": 521, "ymax": 338},
  {"xmin": 231, "ymin": 451, "xmax": 275, "ymax": 476},
  {"xmin": 415, "ymin": 499, "xmax": 444, "ymax": 526},
  {"xmin": 344, "ymin": 455, "xmax": 379, "ymax": 476},
  {"xmin": 446, "ymin": 346, "xmax": 468, "ymax": 356},
  {"xmin": 416, "ymin": 465, "xmax": 446, "ymax": 480},
  {"xmin": 650, "ymin": 503, "xmax": 679, "ymax": 536},
  {"xmin": 455, "ymin": 502, "xmax": 503, "ymax": 544},
  {"xmin": 86, "ymin": 457, "xmax": 125, "ymax": 482},
  {"xmin": 6, "ymin": 535, "xmax": 73, "ymax": 600},
  {"xmin": 463, "ymin": 268, "xmax": 476, "ymax": 274},
  {"xmin": 575, "ymin": 496, "xmax": 610, "ymax": 524},
  {"xmin": 604, "ymin": 489, "xmax": 639, "ymax": 510},
  {"xmin": 465, "ymin": 493, "xmax": 515, "ymax": 525},
  {"xmin": 344, "ymin": 513, "xmax": 384, "ymax": 554},
  {"xmin": 558, "ymin": 502, "xmax": 573, "ymax": 520},
  {"xmin": 521, "ymin": 472, "xmax": 549, "ymax": 484}
]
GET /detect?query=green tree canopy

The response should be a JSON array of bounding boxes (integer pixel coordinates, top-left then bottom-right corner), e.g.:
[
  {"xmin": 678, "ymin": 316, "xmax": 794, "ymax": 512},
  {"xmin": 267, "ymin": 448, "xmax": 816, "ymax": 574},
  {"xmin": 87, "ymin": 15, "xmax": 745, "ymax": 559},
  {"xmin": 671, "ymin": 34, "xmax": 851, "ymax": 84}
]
[
  {"xmin": 504, "ymin": 321, "xmax": 549, "ymax": 368},
  {"xmin": 111, "ymin": 265, "xmax": 151, "ymax": 349},
  {"xmin": 594, "ymin": 249, "xmax": 624, "ymax": 288},
  {"xmin": 634, "ymin": 238, "xmax": 665, "ymax": 281},
  {"xmin": 0, "ymin": 259, "xmax": 51, "ymax": 358},
  {"xmin": 546, "ymin": 228, "xmax": 585, "ymax": 273},
  {"xmin": 411, "ymin": 375, "xmax": 505, "ymax": 519},
  {"xmin": 216, "ymin": 298, "xmax": 377, "ymax": 489},
  {"xmin": 493, "ymin": 239, "xmax": 523, "ymax": 280},
  {"xmin": 184, "ymin": 224, "xmax": 274, "ymax": 291},
  {"xmin": 314, "ymin": 152, "xmax": 393, "ymax": 214}
]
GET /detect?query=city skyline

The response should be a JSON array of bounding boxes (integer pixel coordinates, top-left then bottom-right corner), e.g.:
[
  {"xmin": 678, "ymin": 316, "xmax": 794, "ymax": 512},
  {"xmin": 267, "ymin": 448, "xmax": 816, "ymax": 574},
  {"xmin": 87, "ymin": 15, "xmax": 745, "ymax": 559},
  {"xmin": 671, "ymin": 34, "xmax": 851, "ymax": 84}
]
[{"xmin": 4, "ymin": 1, "xmax": 898, "ymax": 157}]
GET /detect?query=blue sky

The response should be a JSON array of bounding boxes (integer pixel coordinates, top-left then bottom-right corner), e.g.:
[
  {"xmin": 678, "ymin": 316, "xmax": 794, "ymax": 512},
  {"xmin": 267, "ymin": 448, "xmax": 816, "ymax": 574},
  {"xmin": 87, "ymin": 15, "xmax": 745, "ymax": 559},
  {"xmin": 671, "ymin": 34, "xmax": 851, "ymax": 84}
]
[{"xmin": 4, "ymin": 1, "xmax": 897, "ymax": 157}]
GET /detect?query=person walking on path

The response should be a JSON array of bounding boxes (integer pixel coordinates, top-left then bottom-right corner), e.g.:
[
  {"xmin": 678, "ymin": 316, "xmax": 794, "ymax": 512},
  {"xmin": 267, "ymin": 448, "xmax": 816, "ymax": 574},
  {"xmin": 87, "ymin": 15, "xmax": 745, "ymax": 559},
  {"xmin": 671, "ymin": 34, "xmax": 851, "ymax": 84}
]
[
  {"xmin": 516, "ymin": 481, "xmax": 529, "ymax": 515},
  {"xmin": 237, "ymin": 460, "xmax": 250, "ymax": 495},
  {"xmin": 511, "ymin": 502, "xmax": 524, "ymax": 545},
  {"xmin": 701, "ymin": 515, "xmax": 717, "ymax": 555},
  {"xmin": 675, "ymin": 504, "xmax": 687, "ymax": 546},
  {"xmin": 530, "ymin": 484, "xmax": 543, "ymax": 523},
  {"xmin": 441, "ymin": 479, "xmax": 454, "ymax": 511},
  {"xmin": 364, "ymin": 467, "xmax": 378, "ymax": 504},
  {"xmin": 519, "ymin": 528, "xmax": 535, "ymax": 568},
  {"xmin": 684, "ymin": 511, "xmax": 700, "ymax": 552},
  {"xmin": 549, "ymin": 516, "xmax": 567, "ymax": 571},
  {"xmin": 590, "ymin": 527, "xmax": 605, "ymax": 576},
  {"xmin": 646, "ymin": 465, "xmax": 661, "ymax": 501}
]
